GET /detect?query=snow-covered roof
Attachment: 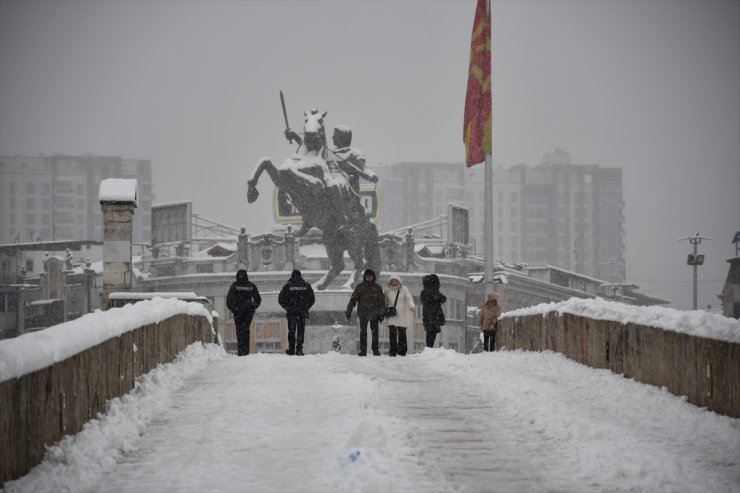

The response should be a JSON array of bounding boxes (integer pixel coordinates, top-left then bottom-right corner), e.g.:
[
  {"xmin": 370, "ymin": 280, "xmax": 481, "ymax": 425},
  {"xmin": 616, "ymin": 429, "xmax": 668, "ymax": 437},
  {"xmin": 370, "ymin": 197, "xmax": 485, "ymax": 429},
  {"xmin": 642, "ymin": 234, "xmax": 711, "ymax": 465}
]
[
  {"xmin": 99, "ymin": 178, "xmax": 137, "ymax": 204},
  {"xmin": 501, "ymin": 297, "xmax": 740, "ymax": 343},
  {"xmin": 108, "ymin": 292, "xmax": 204, "ymax": 300},
  {"xmin": 29, "ymin": 299, "xmax": 63, "ymax": 306},
  {"xmin": 298, "ymin": 243, "xmax": 349, "ymax": 259}
]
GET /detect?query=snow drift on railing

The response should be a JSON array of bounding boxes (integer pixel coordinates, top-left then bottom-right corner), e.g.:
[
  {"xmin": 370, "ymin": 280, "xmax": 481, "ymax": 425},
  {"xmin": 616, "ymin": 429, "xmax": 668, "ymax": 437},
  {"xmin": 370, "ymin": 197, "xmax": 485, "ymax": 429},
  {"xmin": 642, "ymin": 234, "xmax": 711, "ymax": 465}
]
[
  {"xmin": 0, "ymin": 298, "xmax": 213, "ymax": 382},
  {"xmin": 500, "ymin": 297, "xmax": 740, "ymax": 344}
]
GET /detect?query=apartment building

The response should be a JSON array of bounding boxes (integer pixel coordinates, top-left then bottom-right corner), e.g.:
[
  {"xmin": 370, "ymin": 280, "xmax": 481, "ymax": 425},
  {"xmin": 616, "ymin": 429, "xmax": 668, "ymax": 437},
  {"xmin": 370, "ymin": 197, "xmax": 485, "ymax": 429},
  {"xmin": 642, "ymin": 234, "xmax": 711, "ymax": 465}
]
[
  {"xmin": 0, "ymin": 154, "xmax": 153, "ymax": 244},
  {"xmin": 372, "ymin": 150, "xmax": 625, "ymax": 279}
]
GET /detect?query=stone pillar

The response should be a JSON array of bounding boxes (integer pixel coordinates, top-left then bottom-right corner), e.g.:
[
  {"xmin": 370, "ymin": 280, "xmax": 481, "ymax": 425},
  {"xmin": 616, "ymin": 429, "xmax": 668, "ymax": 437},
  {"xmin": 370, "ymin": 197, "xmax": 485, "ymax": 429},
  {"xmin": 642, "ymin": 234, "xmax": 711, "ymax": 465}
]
[
  {"xmin": 285, "ymin": 225, "xmax": 295, "ymax": 272},
  {"xmin": 99, "ymin": 179, "xmax": 137, "ymax": 308},
  {"xmin": 405, "ymin": 228, "xmax": 415, "ymax": 271},
  {"xmin": 238, "ymin": 226, "xmax": 249, "ymax": 270}
]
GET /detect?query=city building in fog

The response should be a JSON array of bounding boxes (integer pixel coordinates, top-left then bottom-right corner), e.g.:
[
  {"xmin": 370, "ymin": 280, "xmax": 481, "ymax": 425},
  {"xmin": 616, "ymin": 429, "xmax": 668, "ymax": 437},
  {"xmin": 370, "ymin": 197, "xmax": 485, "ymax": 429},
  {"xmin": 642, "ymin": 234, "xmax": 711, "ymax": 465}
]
[
  {"xmin": 372, "ymin": 149, "xmax": 625, "ymax": 280},
  {"xmin": 0, "ymin": 154, "xmax": 153, "ymax": 244}
]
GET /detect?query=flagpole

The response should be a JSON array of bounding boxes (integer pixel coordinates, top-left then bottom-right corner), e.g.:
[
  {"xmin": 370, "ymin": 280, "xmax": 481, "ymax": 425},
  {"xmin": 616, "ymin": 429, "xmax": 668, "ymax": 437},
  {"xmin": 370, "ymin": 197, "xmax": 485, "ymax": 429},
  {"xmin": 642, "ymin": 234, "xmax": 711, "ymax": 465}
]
[
  {"xmin": 484, "ymin": 154, "xmax": 494, "ymax": 293},
  {"xmin": 485, "ymin": 0, "xmax": 494, "ymax": 294}
]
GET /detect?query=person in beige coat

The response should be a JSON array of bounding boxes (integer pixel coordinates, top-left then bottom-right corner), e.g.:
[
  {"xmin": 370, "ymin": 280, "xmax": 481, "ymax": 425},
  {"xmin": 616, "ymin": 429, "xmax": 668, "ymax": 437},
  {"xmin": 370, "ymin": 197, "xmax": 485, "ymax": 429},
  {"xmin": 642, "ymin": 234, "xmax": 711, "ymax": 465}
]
[
  {"xmin": 384, "ymin": 273, "xmax": 416, "ymax": 356},
  {"xmin": 479, "ymin": 292, "xmax": 502, "ymax": 352}
]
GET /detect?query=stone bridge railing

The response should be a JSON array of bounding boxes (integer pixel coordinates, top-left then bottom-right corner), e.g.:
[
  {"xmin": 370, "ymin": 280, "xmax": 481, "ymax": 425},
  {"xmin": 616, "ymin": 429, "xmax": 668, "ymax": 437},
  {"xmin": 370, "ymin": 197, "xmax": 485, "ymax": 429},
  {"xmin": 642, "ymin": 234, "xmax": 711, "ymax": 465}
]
[
  {"xmin": 0, "ymin": 299, "xmax": 218, "ymax": 488},
  {"xmin": 497, "ymin": 301, "xmax": 739, "ymax": 418}
]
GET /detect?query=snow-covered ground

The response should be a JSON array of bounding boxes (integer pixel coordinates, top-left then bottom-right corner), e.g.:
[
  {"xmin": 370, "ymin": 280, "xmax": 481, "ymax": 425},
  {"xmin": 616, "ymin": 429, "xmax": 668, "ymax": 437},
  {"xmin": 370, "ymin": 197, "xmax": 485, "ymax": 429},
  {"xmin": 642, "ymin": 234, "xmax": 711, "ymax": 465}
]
[{"xmin": 4, "ymin": 343, "xmax": 739, "ymax": 493}]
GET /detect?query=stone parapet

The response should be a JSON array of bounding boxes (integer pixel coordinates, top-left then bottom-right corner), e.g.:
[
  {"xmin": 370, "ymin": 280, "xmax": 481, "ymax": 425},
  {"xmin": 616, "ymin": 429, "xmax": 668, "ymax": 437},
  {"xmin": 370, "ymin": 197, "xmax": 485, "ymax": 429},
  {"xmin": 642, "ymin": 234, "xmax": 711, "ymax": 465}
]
[{"xmin": 497, "ymin": 313, "xmax": 740, "ymax": 418}]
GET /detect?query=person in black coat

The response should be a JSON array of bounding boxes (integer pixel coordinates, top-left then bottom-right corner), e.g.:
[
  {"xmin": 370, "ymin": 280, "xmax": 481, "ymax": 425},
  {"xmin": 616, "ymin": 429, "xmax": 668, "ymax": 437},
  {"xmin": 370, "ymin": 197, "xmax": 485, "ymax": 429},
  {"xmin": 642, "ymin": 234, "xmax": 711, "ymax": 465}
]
[
  {"xmin": 278, "ymin": 269, "xmax": 315, "ymax": 356},
  {"xmin": 420, "ymin": 274, "xmax": 446, "ymax": 348},
  {"xmin": 226, "ymin": 269, "xmax": 262, "ymax": 356}
]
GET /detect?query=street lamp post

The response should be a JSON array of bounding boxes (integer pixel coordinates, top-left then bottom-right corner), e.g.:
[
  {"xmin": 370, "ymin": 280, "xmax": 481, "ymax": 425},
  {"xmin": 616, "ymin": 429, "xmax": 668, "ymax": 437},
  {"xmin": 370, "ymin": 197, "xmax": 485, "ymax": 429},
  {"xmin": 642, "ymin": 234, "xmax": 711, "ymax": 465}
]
[{"xmin": 678, "ymin": 233, "xmax": 714, "ymax": 310}]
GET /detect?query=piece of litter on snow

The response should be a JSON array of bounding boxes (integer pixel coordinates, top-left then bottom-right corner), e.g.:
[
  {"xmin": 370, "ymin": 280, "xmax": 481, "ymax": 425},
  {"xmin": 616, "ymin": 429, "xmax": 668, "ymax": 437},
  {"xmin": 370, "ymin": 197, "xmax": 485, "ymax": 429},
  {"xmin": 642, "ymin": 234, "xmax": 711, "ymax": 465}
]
[{"xmin": 340, "ymin": 450, "xmax": 361, "ymax": 468}]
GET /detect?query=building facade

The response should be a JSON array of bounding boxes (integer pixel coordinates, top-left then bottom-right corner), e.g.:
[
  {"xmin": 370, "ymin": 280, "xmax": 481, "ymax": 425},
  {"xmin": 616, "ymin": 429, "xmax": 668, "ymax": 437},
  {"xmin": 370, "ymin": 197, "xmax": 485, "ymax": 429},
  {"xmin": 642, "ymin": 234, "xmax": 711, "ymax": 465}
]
[
  {"xmin": 372, "ymin": 150, "xmax": 625, "ymax": 280},
  {"xmin": 0, "ymin": 154, "xmax": 153, "ymax": 244}
]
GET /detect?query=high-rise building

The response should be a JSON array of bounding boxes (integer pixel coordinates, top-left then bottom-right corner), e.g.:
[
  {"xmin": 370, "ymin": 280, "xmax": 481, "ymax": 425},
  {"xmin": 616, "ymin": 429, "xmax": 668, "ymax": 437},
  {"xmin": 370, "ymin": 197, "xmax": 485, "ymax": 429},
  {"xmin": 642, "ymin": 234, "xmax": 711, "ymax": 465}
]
[
  {"xmin": 372, "ymin": 151, "xmax": 625, "ymax": 280},
  {"xmin": 0, "ymin": 154, "xmax": 153, "ymax": 244}
]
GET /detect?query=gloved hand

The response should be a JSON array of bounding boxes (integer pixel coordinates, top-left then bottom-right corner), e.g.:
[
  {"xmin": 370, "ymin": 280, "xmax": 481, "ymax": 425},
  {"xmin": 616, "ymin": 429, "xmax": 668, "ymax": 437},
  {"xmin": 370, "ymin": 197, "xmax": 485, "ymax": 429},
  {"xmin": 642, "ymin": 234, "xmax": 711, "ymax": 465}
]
[
  {"xmin": 284, "ymin": 128, "xmax": 299, "ymax": 143},
  {"xmin": 345, "ymin": 312, "xmax": 351, "ymax": 322}
]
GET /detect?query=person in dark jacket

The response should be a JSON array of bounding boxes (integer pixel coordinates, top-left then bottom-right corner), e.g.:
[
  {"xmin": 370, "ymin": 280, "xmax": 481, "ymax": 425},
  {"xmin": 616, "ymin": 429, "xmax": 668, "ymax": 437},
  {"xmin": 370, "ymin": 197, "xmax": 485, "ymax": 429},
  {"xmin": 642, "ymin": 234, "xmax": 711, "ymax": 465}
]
[
  {"xmin": 278, "ymin": 269, "xmax": 315, "ymax": 356},
  {"xmin": 226, "ymin": 269, "xmax": 262, "ymax": 356},
  {"xmin": 345, "ymin": 269, "xmax": 386, "ymax": 356},
  {"xmin": 420, "ymin": 274, "xmax": 446, "ymax": 348}
]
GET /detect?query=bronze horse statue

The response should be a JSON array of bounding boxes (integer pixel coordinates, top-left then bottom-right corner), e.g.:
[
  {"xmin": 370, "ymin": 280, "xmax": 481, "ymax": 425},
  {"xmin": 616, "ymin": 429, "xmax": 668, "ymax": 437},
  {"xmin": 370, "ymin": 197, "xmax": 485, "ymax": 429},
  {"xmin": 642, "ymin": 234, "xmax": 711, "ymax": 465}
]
[{"xmin": 247, "ymin": 109, "xmax": 380, "ymax": 289}]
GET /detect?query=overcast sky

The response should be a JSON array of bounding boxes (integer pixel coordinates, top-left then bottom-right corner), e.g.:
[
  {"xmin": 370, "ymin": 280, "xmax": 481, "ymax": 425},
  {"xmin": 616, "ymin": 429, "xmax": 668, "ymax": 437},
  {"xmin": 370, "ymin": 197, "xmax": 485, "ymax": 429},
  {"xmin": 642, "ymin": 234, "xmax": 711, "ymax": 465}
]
[{"xmin": 1, "ymin": 0, "xmax": 738, "ymax": 311}]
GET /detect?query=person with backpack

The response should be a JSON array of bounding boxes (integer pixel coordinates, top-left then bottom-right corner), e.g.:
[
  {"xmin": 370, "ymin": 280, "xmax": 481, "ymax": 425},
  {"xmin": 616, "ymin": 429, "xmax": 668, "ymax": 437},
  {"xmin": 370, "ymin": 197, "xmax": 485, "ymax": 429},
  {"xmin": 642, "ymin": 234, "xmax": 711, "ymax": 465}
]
[
  {"xmin": 278, "ymin": 269, "xmax": 315, "ymax": 356},
  {"xmin": 226, "ymin": 269, "xmax": 261, "ymax": 356},
  {"xmin": 420, "ymin": 274, "xmax": 446, "ymax": 348}
]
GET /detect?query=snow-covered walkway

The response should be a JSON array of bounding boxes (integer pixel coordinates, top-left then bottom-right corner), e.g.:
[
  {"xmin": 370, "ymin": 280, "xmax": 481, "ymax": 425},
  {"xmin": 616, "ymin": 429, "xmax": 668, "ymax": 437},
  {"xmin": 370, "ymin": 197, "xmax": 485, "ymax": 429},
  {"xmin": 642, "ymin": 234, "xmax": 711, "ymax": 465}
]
[{"xmin": 5, "ymin": 344, "xmax": 740, "ymax": 493}]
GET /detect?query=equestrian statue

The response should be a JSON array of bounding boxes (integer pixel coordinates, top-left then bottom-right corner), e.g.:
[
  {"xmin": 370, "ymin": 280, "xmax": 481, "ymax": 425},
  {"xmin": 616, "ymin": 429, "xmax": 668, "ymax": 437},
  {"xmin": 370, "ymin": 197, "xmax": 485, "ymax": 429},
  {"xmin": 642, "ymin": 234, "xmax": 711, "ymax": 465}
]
[{"xmin": 246, "ymin": 92, "xmax": 381, "ymax": 290}]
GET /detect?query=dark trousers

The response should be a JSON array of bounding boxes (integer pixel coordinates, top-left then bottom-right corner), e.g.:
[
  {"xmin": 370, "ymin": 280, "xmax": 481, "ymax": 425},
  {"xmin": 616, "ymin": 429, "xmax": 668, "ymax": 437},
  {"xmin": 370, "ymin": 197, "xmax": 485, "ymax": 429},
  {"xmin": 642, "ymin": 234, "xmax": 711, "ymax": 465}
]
[
  {"xmin": 483, "ymin": 330, "xmax": 496, "ymax": 351},
  {"xmin": 425, "ymin": 327, "xmax": 439, "ymax": 348},
  {"xmin": 359, "ymin": 318, "xmax": 380, "ymax": 355},
  {"xmin": 234, "ymin": 314, "xmax": 254, "ymax": 356},
  {"xmin": 287, "ymin": 314, "xmax": 306, "ymax": 353},
  {"xmin": 425, "ymin": 331, "xmax": 436, "ymax": 348},
  {"xmin": 388, "ymin": 326, "xmax": 407, "ymax": 356}
]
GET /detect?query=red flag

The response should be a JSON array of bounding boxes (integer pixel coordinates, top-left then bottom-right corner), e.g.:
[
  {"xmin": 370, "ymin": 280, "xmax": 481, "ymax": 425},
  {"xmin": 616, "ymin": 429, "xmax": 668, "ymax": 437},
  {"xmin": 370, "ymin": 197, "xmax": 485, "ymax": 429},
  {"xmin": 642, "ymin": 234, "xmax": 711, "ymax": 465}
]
[{"xmin": 464, "ymin": 0, "xmax": 491, "ymax": 167}]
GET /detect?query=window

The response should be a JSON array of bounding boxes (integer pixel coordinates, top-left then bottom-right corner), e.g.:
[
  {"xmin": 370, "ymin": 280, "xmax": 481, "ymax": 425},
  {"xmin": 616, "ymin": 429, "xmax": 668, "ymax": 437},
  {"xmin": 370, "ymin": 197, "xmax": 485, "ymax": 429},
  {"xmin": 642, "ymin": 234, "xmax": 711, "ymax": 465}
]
[
  {"xmin": 0, "ymin": 293, "xmax": 19, "ymax": 312},
  {"xmin": 25, "ymin": 213, "xmax": 35, "ymax": 224},
  {"xmin": 56, "ymin": 211, "xmax": 74, "ymax": 224},
  {"xmin": 196, "ymin": 263, "xmax": 214, "ymax": 273},
  {"xmin": 54, "ymin": 180, "xmax": 74, "ymax": 194},
  {"xmin": 256, "ymin": 341, "xmax": 281, "ymax": 353},
  {"xmin": 26, "ymin": 183, "xmax": 35, "ymax": 194},
  {"xmin": 26, "ymin": 259, "xmax": 33, "ymax": 272},
  {"xmin": 55, "ymin": 196, "xmax": 75, "ymax": 209}
]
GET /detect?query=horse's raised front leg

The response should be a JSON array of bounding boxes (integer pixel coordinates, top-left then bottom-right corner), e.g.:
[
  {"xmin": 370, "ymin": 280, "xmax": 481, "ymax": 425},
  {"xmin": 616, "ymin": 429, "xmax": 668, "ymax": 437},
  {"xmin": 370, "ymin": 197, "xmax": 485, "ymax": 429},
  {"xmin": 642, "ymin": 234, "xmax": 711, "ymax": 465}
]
[{"xmin": 247, "ymin": 157, "xmax": 279, "ymax": 203}]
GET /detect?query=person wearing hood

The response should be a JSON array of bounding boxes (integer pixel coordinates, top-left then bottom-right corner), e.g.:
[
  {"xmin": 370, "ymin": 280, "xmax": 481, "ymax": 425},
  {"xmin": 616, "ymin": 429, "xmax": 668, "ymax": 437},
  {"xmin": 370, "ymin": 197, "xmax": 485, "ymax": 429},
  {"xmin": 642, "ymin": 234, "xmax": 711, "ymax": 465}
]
[
  {"xmin": 420, "ymin": 274, "xmax": 447, "ymax": 348},
  {"xmin": 345, "ymin": 269, "xmax": 386, "ymax": 356},
  {"xmin": 384, "ymin": 274, "xmax": 416, "ymax": 356},
  {"xmin": 278, "ymin": 269, "xmax": 315, "ymax": 356},
  {"xmin": 226, "ymin": 269, "xmax": 262, "ymax": 356},
  {"xmin": 479, "ymin": 292, "xmax": 502, "ymax": 352}
]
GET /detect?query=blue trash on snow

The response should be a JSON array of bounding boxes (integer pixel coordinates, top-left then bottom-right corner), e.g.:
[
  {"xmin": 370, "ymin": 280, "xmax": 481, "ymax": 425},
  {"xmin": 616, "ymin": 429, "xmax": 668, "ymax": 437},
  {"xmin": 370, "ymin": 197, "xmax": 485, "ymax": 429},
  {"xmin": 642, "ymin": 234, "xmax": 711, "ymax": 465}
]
[{"xmin": 340, "ymin": 450, "xmax": 361, "ymax": 468}]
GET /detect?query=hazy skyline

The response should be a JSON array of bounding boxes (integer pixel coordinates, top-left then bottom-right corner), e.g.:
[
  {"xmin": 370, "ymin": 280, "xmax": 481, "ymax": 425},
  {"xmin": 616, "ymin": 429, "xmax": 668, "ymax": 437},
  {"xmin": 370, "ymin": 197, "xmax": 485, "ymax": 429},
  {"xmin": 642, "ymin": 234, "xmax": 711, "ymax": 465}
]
[{"xmin": 1, "ymin": 0, "xmax": 738, "ymax": 310}]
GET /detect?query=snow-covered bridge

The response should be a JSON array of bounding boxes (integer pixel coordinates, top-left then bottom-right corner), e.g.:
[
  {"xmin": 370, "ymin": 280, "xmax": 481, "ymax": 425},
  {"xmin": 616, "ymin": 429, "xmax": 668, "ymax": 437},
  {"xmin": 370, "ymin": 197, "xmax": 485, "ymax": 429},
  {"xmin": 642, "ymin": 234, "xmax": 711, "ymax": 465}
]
[{"xmin": 1, "ymin": 300, "xmax": 739, "ymax": 493}]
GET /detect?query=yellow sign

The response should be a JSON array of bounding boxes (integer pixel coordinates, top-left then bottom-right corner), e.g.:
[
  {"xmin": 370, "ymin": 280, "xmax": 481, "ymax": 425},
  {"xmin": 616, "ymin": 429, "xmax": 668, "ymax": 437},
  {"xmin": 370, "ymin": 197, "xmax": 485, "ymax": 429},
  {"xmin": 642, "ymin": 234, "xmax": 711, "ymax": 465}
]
[{"xmin": 274, "ymin": 186, "xmax": 380, "ymax": 223}]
